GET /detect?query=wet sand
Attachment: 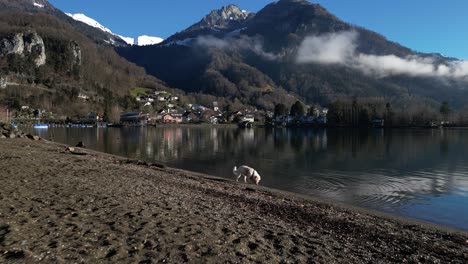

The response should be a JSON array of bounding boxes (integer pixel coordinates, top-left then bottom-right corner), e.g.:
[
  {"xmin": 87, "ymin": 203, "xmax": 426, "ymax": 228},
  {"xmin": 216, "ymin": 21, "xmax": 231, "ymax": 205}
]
[{"xmin": 0, "ymin": 138, "xmax": 467, "ymax": 263}]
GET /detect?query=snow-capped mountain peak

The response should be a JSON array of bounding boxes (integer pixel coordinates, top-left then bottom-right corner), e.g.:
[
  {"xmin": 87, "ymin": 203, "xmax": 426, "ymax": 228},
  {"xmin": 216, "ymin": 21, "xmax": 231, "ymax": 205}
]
[
  {"xmin": 66, "ymin": 13, "xmax": 163, "ymax": 46},
  {"xmin": 66, "ymin": 13, "xmax": 113, "ymax": 34}
]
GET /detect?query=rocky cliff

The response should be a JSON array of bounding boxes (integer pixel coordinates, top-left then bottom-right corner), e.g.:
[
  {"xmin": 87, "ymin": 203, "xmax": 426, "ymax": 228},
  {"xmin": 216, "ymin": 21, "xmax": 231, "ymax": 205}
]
[{"xmin": 0, "ymin": 32, "xmax": 46, "ymax": 67}]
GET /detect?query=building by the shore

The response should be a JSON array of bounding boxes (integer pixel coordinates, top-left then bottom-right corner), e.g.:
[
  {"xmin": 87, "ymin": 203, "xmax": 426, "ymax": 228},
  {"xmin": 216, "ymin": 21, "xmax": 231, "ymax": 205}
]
[{"xmin": 120, "ymin": 112, "xmax": 148, "ymax": 126}]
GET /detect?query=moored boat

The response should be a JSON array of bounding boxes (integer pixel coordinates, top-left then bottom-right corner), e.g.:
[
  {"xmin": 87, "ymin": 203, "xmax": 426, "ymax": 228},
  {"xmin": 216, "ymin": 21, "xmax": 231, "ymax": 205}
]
[
  {"xmin": 33, "ymin": 123, "xmax": 49, "ymax": 129},
  {"xmin": 238, "ymin": 121, "xmax": 253, "ymax": 128}
]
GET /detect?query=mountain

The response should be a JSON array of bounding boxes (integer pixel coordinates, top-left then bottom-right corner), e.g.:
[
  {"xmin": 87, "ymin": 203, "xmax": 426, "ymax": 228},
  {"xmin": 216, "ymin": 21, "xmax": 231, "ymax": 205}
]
[
  {"xmin": 120, "ymin": 4, "xmax": 301, "ymax": 110},
  {"xmin": 163, "ymin": 4, "xmax": 254, "ymax": 45},
  {"xmin": 0, "ymin": 0, "xmax": 176, "ymax": 119},
  {"xmin": 0, "ymin": 0, "xmax": 128, "ymax": 46},
  {"xmin": 118, "ymin": 0, "xmax": 468, "ymax": 112},
  {"xmin": 184, "ymin": 4, "xmax": 252, "ymax": 32},
  {"xmin": 66, "ymin": 13, "xmax": 164, "ymax": 46}
]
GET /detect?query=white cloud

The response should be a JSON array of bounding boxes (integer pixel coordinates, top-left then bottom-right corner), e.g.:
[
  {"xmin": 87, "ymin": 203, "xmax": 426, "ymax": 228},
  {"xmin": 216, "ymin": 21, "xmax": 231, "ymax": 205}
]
[
  {"xmin": 296, "ymin": 31, "xmax": 468, "ymax": 79},
  {"xmin": 196, "ymin": 35, "xmax": 278, "ymax": 60},
  {"xmin": 297, "ymin": 31, "xmax": 357, "ymax": 64},
  {"xmin": 356, "ymin": 54, "xmax": 436, "ymax": 77},
  {"xmin": 196, "ymin": 35, "xmax": 230, "ymax": 50}
]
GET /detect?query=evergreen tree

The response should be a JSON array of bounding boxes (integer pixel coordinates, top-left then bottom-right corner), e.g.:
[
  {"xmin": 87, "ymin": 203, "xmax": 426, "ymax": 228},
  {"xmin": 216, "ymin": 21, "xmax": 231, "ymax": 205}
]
[
  {"xmin": 384, "ymin": 102, "xmax": 394, "ymax": 126},
  {"xmin": 290, "ymin": 101, "xmax": 305, "ymax": 117},
  {"xmin": 327, "ymin": 101, "xmax": 343, "ymax": 125},
  {"xmin": 307, "ymin": 105, "xmax": 317, "ymax": 116},
  {"xmin": 359, "ymin": 108, "xmax": 370, "ymax": 126},
  {"xmin": 274, "ymin": 103, "xmax": 287, "ymax": 117},
  {"xmin": 223, "ymin": 104, "xmax": 233, "ymax": 120},
  {"xmin": 440, "ymin": 101, "xmax": 451, "ymax": 119}
]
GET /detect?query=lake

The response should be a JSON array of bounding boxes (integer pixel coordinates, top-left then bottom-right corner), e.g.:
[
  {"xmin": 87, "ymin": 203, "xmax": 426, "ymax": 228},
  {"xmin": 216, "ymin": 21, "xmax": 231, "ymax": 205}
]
[{"xmin": 25, "ymin": 125, "xmax": 468, "ymax": 230}]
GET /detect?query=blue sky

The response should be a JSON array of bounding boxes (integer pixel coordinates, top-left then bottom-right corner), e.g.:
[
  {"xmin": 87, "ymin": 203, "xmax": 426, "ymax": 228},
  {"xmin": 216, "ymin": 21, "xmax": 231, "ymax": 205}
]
[{"xmin": 48, "ymin": 0, "xmax": 468, "ymax": 59}]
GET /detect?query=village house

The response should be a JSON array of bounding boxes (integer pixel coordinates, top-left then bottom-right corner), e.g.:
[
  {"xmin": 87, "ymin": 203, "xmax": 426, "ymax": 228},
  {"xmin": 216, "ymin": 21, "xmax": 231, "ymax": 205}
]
[
  {"xmin": 229, "ymin": 110, "xmax": 243, "ymax": 122},
  {"xmin": 210, "ymin": 115, "xmax": 224, "ymax": 124},
  {"xmin": 241, "ymin": 114, "xmax": 255, "ymax": 123},
  {"xmin": 162, "ymin": 113, "xmax": 183, "ymax": 123},
  {"xmin": 136, "ymin": 96, "xmax": 154, "ymax": 103},
  {"xmin": 120, "ymin": 112, "xmax": 148, "ymax": 126},
  {"xmin": 152, "ymin": 109, "xmax": 166, "ymax": 121}
]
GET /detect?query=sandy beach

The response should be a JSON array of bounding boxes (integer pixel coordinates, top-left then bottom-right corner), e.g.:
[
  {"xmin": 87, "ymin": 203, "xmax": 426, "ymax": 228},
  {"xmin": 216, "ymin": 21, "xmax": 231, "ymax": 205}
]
[{"xmin": 0, "ymin": 138, "xmax": 467, "ymax": 263}]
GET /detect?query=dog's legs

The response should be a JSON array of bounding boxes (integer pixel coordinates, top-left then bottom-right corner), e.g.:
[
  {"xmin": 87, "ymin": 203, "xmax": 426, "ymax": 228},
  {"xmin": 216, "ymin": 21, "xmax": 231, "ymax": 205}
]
[
  {"xmin": 236, "ymin": 174, "xmax": 242, "ymax": 182},
  {"xmin": 243, "ymin": 175, "xmax": 247, "ymax": 183}
]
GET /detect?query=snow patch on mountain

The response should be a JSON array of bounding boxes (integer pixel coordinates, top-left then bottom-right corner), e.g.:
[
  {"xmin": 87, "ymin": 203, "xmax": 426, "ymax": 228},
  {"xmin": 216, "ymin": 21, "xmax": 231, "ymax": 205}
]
[
  {"xmin": 115, "ymin": 35, "xmax": 164, "ymax": 46},
  {"xmin": 137, "ymin": 35, "xmax": 164, "ymax": 46},
  {"xmin": 33, "ymin": 2, "xmax": 44, "ymax": 8},
  {"xmin": 116, "ymin": 35, "xmax": 135, "ymax": 45}
]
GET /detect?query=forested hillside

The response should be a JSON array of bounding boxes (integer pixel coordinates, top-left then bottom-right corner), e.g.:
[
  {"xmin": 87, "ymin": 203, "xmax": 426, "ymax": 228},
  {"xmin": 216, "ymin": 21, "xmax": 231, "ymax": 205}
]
[{"xmin": 0, "ymin": 10, "xmax": 172, "ymax": 118}]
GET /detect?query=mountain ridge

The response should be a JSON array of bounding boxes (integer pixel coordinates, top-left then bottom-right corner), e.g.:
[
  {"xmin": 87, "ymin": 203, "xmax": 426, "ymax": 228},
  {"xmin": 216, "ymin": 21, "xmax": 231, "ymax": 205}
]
[
  {"xmin": 118, "ymin": 0, "xmax": 468, "ymax": 111},
  {"xmin": 0, "ymin": 0, "xmax": 129, "ymax": 46},
  {"xmin": 2, "ymin": 0, "xmax": 468, "ymax": 118}
]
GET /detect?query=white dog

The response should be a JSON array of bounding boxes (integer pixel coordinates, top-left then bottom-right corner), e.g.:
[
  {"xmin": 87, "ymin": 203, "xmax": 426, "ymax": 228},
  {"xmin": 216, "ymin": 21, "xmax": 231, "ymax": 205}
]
[{"xmin": 233, "ymin": 165, "xmax": 261, "ymax": 185}]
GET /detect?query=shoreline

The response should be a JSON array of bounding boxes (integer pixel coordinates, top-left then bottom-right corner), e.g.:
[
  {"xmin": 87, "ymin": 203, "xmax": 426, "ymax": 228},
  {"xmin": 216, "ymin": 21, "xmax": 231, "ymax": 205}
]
[
  {"xmin": 20, "ymin": 131, "xmax": 468, "ymax": 234},
  {"xmin": 52, "ymin": 139, "xmax": 468, "ymax": 234},
  {"xmin": 1, "ymin": 138, "xmax": 467, "ymax": 262},
  {"xmin": 12, "ymin": 121, "xmax": 468, "ymax": 129}
]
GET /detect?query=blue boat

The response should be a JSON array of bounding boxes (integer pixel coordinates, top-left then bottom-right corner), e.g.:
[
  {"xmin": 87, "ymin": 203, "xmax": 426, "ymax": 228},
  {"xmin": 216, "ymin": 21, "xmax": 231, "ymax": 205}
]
[{"xmin": 33, "ymin": 124, "xmax": 49, "ymax": 129}]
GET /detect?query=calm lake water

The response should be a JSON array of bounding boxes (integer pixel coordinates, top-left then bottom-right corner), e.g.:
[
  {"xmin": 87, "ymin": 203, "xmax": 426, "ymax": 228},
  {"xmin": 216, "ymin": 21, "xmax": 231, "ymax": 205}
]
[{"xmin": 25, "ymin": 126, "xmax": 468, "ymax": 230}]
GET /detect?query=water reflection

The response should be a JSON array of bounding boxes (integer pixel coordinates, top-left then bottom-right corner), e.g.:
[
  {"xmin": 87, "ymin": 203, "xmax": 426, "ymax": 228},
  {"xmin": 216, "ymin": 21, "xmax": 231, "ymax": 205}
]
[{"xmin": 28, "ymin": 126, "xmax": 468, "ymax": 230}]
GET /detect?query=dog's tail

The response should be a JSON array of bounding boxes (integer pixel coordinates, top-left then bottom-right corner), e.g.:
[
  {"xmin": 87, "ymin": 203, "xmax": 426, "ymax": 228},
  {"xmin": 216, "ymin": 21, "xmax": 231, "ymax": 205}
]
[{"xmin": 233, "ymin": 166, "xmax": 238, "ymax": 176}]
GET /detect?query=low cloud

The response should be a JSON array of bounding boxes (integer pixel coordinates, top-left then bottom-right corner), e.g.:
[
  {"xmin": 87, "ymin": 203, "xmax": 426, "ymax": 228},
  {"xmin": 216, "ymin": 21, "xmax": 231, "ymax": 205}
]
[
  {"xmin": 297, "ymin": 31, "xmax": 357, "ymax": 64},
  {"xmin": 196, "ymin": 35, "xmax": 278, "ymax": 60},
  {"xmin": 297, "ymin": 31, "xmax": 468, "ymax": 79}
]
